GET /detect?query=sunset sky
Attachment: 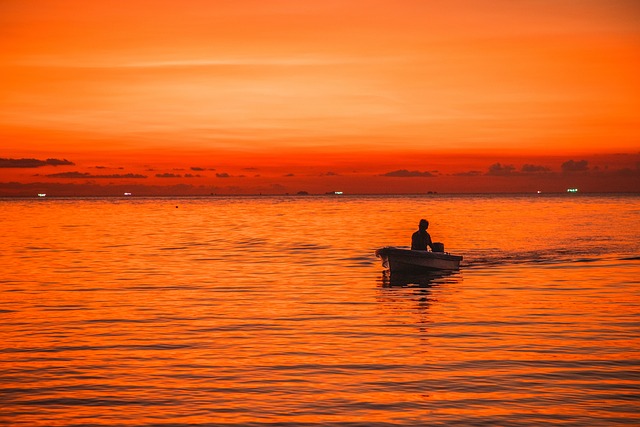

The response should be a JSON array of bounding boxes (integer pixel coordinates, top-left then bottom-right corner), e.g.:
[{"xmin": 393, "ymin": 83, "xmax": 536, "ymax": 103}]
[{"xmin": 1, "ymin": 0, "xmax": 639, "ymax": 195}]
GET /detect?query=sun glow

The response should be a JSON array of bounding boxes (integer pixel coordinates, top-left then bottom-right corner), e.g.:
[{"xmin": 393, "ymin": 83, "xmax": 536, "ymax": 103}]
[{"xmin": 1, "ymin": 0, "xmax": 639, "ymax": 195}]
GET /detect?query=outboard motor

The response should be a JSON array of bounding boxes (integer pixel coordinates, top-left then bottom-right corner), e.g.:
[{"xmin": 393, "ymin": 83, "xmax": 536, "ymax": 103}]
[{"xmin": 433, "ymin": 242, "xmax": 445, "ymax": 252}]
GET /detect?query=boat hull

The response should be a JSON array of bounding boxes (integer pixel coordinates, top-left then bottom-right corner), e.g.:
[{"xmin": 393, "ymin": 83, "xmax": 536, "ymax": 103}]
[{"xmin": 376, "ymin": 247, "xmax": 462, "ymax": 272}]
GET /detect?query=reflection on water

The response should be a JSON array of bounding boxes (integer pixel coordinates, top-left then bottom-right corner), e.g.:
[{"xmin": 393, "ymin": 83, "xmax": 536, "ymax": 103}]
[
  {"xmin": 1, "ymin": 194, "xmax": 639, "ymax": 426},
  {"xmin": 380, "ymin": 269, "xmax": 461, "ymax": 288}
]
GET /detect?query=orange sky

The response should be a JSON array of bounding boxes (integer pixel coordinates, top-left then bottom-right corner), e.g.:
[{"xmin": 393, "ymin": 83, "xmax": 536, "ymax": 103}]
[{"xmin": 1, "ymin": 0, "xmax": 639, "ymax": 195}]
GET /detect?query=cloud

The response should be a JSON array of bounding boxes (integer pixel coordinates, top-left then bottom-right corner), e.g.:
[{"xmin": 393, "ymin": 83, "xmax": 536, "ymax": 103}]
[
  {"xmin": 462, "ymin": 163, "xmax": 550, "ymax": 177},
  {"xmin": 521, "ymin": 164, "xmax": 551, "ymax": 173},
  {"xmin": 100, "ymin": 173, "xmax": 147, "ymax": 179},
  {"xmin": 184, "ymin": 173, "xmax": 202, "ymax": 178},
  {"xmin": 45, "ymin": 172, "xmax": 91, "ymax": 179},
  {"xmin": 216, "ymin": 172, "xmax": 231, "ymax": 178},
  {"xmin": 0, "ymin": 158, "xmax": 75, "ymax": 168},
  {"xmin": 92, "ymin": 166, "xmax": 125, "ymax": 170},
  {"xmin": 46, "ymin": 172, "xmax": 147, "ymax": 179},
  {"xmin": 382, "ymin": 169, "xmax": 435, "ymax": 177},
  {"xmin": 611, "ymin": 167, "xmax": 640, "ymax": 177},
  {"xmin": 45, "ymin": 159, "xmax": 75, "ymax": 166},
  {"xmin": 156, "ymin": 173, "xmax": 181, "ymax": 178},
  {"xmin": 284, "ymin": 173, "xmax": 295, "ymax": 177},
  {"xmin": 321, "ymin": 171, "xmax": 339, "ymax": 176},
  {"xmin": 190, "ymin": 167, "xmax": 205, "ymax": 171},
  {"xmin": 486, "ymin": 163, "xmax": 516, "ymax": 176},
  {"xmin": 562, "ymin": 160, "xmax": 589, "ymax": 172},
  {"xmin": 453, "ymin": 170, "xmax": 482, "ymax": 177}
]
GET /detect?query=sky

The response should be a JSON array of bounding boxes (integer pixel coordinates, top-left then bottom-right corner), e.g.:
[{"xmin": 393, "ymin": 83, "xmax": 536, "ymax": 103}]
[{"xmin": 1, "ymin": 0, "xmax": 639, "ymax": 195}]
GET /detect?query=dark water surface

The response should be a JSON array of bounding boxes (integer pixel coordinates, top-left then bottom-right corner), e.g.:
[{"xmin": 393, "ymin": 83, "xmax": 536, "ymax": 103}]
[{"xmin": 1, "ymin": 194, "xmax": 639, "ymax": 426}]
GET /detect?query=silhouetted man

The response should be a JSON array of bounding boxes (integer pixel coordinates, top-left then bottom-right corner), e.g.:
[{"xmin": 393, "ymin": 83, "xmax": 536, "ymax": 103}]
[{"xmin": 411, "ymin": 219, "xmax": 434, "ymax": 251}]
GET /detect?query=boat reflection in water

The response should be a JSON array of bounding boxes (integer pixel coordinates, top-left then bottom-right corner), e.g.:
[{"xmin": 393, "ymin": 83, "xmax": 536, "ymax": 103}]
[
  {"xmin": 380, "ymin": 268, "xmax": 461, "ymax": 288},
  {"xmin": 377, "ymin": 270, "xmax": 463, "ymax": 332}
]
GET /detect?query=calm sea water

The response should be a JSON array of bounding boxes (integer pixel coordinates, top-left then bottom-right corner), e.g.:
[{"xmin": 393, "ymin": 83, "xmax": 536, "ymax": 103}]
[{"xmin": 1, "ymin": 194, "xmax": 639, "ymax": 426}]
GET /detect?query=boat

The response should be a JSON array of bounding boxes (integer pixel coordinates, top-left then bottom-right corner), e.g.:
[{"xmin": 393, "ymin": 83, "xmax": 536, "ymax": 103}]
[{"xmin": 375, "ymin": 246, "xmax": 463, "ymax": 272}]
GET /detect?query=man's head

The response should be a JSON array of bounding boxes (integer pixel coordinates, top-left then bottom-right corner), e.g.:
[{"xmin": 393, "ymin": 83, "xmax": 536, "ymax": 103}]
[{"xmin": 419, "ymin": 219, "xmax": 429, "ymax": 230}]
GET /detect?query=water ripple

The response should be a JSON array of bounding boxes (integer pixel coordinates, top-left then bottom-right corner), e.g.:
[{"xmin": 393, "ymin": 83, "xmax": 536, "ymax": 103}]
[{"xmin": 1, "ymin": 195, "xmax": 639, "ymax": 426}]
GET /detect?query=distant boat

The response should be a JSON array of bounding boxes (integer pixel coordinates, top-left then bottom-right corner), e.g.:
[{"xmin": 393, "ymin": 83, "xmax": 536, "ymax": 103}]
[{"xmin": 375, "ymin": 246, "xmax": 463, "ymax": 272}]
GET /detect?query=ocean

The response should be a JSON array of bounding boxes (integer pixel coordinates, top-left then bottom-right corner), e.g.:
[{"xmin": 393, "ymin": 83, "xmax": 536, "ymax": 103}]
[{"xmin": 1, "ymin": 194, "xmax": 639, "ymax": 426}]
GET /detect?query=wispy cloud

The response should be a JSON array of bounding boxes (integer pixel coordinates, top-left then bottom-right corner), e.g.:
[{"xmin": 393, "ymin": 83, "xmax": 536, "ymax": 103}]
[
  {"xmin": 45, "ymin": 171, "xmax": 147, "ymax": 179},
  {"xmin": 27, "ymin": 54, "xmax": 391, "ymax": 69}
]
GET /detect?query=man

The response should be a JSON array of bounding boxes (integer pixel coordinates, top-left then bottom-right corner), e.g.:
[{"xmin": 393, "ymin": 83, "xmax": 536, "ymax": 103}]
[{"xmin": 411, "ymin": 219, "xmax": 434, "ymax": 251}]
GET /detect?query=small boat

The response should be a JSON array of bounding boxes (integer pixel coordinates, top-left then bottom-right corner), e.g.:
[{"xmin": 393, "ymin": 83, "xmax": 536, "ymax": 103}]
[{"xmin": 375, "ymin": 246, "xmax": 463, "ymax": 272}]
